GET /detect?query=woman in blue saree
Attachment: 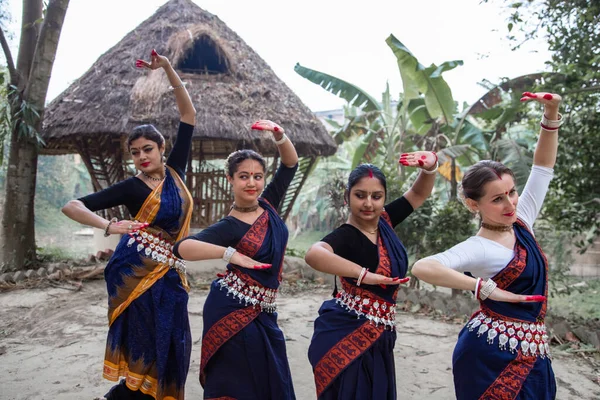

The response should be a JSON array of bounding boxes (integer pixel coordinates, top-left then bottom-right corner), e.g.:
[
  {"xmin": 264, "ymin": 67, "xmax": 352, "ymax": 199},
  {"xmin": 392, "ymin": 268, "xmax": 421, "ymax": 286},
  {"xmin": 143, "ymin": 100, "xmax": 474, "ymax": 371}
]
[
  {"xmin": 175, "ymin": 120, "xmax": 298, "ymax": 399},
  {"xmin": 412, "ymin": 91, "xmax": 562, "ymax": 399},
  {"xmin": 304, "ymin": 151, "xmax": 438, "ymax": 400},
  {"xmin": 62, "ymin": 49, "xmax": 195, "ymax": 400}
]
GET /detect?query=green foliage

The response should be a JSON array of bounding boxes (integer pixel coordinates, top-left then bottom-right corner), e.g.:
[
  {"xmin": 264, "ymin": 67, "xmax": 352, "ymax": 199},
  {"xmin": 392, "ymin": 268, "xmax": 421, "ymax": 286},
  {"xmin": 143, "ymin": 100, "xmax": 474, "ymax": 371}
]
[
  {"xmin": 489, "ymin": 0, "xmax": 600, "ymax": 246},
  {"xmin": 386, "ymin": 35, "xmax": 462, "ymax": 124}
]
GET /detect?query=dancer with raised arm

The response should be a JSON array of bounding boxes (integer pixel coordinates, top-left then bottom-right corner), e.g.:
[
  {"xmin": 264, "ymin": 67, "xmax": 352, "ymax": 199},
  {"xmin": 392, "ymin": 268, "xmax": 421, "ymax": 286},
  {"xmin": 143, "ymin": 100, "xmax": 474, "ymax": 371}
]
[
  {"xmin": 305, "ymin": 151, "xmax": 438, "ymax": 400},
  {"xmin": 174, "ymin": 120, "xmax": 298, "ymax": 399},
  {"xmin": 412, "ymin": 91, "xmax": 562, "ymax": 399},
  {"xmin": 62, "ymin": 49, "xmax": 195, "ymax": 400}
]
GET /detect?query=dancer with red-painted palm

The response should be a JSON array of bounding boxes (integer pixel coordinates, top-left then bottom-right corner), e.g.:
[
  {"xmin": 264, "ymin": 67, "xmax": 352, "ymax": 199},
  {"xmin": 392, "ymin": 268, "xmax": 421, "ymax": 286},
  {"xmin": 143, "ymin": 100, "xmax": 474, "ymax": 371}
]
[
  {"xmin": 305, "ymin": 151, "xmax": 437, "ymax": 399},
  {"xmin": 412, "ymin": 91, "xmax": 562, "ymax": 399}
]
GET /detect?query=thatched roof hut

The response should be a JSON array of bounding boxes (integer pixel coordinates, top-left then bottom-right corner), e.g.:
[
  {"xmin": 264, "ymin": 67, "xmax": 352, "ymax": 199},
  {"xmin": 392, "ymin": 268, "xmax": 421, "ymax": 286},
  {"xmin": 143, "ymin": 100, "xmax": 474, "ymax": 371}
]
[{"xmin": 41, "ymin": 0, "xmax": 336, "ymax": 227}]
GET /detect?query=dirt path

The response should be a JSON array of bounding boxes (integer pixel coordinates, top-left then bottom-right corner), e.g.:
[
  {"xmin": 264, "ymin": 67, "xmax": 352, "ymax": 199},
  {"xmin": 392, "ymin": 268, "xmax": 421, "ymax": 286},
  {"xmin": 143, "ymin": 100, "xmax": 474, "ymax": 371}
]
[{"xmin": 1, "ymin": 280, "xmax": 599, "ymax": 399}]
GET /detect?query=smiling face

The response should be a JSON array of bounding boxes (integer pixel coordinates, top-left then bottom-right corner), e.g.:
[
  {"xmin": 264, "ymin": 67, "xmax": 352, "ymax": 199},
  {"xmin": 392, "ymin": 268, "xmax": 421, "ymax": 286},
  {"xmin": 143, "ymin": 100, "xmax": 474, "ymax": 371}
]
[
  {"xmin": 129, "ymin": 137, "xmax": 165, "ymax": 174},
  {"xmin": 467, "ymin": 173, "xmax": 519, "ymax": 225},
  {"xmin": 347, "ymin": 176, "xmax": 386, "ymax": 224},
  {"xmin": 227, "ymin": 159, "xmax": 265, "ymax": 206}
]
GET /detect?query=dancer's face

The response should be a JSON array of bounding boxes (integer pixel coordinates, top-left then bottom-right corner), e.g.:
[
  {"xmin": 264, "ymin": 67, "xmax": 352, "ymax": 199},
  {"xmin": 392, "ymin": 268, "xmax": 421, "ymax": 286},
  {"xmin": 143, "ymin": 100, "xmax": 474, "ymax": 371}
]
[
  {"xmin": 347, "ymin": 176, "xmax": 386, "ymax": 223},
  {"xmin": 129, "ymin": 137, "xmax": 164, "ymax": 174},
  {"xmin": 228, "ymin": 159, "xmax": 265, "ymax": 205},
  {"xmin": 469, "ymin": 173, "xmax": 519, "ymax": 225}
]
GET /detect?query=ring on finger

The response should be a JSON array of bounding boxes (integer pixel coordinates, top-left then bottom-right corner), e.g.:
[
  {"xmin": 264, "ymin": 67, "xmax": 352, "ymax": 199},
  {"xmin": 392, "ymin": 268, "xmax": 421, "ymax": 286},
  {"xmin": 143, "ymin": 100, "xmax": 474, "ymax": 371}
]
[{"xmin": 128, "ymin": 224, "xmax": 133, "ymax": 230}]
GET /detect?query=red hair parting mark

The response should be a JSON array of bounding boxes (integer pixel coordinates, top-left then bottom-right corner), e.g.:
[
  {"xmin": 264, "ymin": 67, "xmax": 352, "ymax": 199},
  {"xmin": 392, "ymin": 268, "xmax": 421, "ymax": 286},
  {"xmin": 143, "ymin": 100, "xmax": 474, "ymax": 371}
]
[
  {"xmin": 368, "ymin": 168, "xmax": 374, "ymax": 179},
  {"xmin": 543, "ymin": 94, "xmax": 553, "ymax": 100}
]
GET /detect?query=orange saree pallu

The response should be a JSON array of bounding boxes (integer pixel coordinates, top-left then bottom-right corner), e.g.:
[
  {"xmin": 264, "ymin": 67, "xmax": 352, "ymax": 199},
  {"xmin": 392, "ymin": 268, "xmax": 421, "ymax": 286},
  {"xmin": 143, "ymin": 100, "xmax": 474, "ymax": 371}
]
[{"xmin": 102, "ymin": 166, "xmax": 193, "ymax": 400}]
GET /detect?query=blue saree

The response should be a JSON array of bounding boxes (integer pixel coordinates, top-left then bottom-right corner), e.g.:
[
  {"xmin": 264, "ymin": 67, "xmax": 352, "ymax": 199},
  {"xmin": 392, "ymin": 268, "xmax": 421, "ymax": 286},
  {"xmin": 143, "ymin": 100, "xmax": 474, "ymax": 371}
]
[
  {"xmin": 308, "ymin": 212, "xmax": 408, "ymax": 400},
  {"xmin": 102, "ymin": 166, "xmax": 193, "ymax": 400},
  {"xmin": 453, "ymin": 219, "xmax": 556, "ymax": 400},
  {"xmin": 199, "ymin": 198, "xmax": 296, "ymax": 400}
]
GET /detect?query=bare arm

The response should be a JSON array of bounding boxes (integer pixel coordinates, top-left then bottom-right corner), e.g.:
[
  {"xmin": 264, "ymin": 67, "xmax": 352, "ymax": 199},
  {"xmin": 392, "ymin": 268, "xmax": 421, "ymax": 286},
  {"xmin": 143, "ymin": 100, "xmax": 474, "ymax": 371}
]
[
  {"xmin": 137, "ymin": 49, "xmax": 196, "ymax": 125},
  {"xmin": 399, "ymin": 151, "xmax": 437, "ymax": 210},
  {"xmin": 176, "ymin": 238, "xmax": 271, "ymax": 270},
  {"xmin": 412, "ymin": 258, "xmax": 545, "ymax": 303},
  {"xmin": 61, "ymin": 200, "xmax": 145, "ymax": 235},
  {"xmin": 305, "ymin": 242, "xmax": 407, "ymax": 286},
  {"xmin": 520, "ymin": 91, "xmax": 562, "ymax": 169}
]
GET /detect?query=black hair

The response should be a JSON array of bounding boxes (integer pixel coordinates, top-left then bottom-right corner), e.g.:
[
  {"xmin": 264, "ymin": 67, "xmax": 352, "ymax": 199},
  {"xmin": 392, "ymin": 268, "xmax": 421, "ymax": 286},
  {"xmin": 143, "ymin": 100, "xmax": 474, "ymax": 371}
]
[
  {"xmin": 225, "ymin": 149, "xmax": 266, "ymax": 177},
  {"xmin": 460, "ymin": 160, "xmax": 515, "ymax": 201},
  {"xmin": 127, "ymin": 124, "xmax": 165, "ymax": 150},
  {"xmin": 345, "ymin": 163, "xmax": 387, "ymax": 201}
]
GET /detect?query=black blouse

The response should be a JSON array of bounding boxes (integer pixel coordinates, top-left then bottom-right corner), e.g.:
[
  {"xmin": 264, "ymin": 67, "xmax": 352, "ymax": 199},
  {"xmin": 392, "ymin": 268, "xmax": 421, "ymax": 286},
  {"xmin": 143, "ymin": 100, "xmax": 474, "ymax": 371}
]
[
  {"xmin": 173, "ymin": 163, "xmax": 298, "ymax": 257},
  {"xmin": 78, "ymin": 121, "xmax": 194, "ymax": 216},
  {"xmin": 321, "ymin": 196, "xmax": 414, "ymax": 272}
]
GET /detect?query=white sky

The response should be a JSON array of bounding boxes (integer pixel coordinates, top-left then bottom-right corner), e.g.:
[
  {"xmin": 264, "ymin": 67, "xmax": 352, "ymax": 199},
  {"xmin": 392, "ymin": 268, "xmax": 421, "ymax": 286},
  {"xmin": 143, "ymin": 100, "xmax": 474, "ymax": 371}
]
[{"xmin": 3, "ymin": 0, "xmax": 550, "ymax": 112}]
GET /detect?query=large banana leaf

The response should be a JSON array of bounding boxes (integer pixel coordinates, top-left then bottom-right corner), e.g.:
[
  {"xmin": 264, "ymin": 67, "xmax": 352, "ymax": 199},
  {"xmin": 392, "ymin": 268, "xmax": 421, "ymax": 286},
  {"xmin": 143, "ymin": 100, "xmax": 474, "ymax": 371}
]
[
  {"xmin": 407, "ymin": 98, "xmax": 433, "ymax": 135},
  {"xmin": 294, "ymin": 63, "xmax": 381, "ymax": 112},
  {"xmin": 386, "ymin": 35, "xmax": 461, "ymax": 124}
]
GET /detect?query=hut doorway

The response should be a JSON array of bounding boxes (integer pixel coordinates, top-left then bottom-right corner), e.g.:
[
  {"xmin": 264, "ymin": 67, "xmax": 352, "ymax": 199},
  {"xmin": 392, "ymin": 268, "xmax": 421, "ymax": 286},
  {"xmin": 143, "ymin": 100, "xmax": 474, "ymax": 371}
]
[{"xmin": 178, "ymin": 35, "xmax": 230, "ymax": 74}]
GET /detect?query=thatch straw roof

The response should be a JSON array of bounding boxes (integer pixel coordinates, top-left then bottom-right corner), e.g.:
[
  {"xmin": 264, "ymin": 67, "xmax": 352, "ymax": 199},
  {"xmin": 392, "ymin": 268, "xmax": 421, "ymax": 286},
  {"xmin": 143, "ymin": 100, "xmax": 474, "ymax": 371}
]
[{"xmin": 41, "ymin": 0, "xmax": 336, "ymax": 157}]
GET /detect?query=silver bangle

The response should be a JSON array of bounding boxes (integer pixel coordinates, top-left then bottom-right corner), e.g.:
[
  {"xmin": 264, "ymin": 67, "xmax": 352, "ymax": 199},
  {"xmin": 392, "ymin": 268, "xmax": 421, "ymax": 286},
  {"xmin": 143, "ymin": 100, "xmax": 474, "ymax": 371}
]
[
  {"xmin": 169, "ymin": 82, "xmax": 187, "ymax": 90},
  {"xmin": 274, "ymin": 133, "xmax": 288, "ymax": 146},
  {"xmin": 473, "ymin": 277, "xmax": 482, "ymax": 300},
  {"xmin": 541, "ymin": 113, "xmax": 563, "ymax": 129},
  {"xmin": 356, "ymin": 267, "xmax": 367, "ymax": 286},
  {"xmin": 222, "ymin": 246, "xmax": 237, "ymax": 263},
  {"xmin": 422, "ymin": 161, "xmax": 439, "ymax": 175},
  {"xmin": 479, "ymin": 279, "xmax": 498, "ymax": 301}
]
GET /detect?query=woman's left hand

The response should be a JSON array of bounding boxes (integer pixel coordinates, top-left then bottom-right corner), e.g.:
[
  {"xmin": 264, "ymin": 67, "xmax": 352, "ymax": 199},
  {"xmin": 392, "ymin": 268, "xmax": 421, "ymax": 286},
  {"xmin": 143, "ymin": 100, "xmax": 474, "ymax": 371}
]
[
  {"xmin": 136, "ymin": 49, "xmax": 170, "ymax": 70},
  {"xmin": 399, "ymin": 151, "xmax": 438, "ymax": 171},
  {"xmin": 251, "ymin": 120, "xmax": 285, "ymax": 136}
]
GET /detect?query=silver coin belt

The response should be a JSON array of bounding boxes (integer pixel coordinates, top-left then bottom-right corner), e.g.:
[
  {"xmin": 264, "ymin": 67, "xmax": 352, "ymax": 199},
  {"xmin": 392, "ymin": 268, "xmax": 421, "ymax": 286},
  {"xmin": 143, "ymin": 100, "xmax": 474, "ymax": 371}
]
[
  {"xmin": 335, "ymin": 289, "xmax": 396, "ymax": 330},
  {"xmin": 467, "ymin": 312, "xmax": 550, "ymax": 359},
  {"xmin": 126, "ymin": 230, "xmax": 186, "ymax": 274},
  {"xmin": 218, "ymin": 270, "xmax": 278, "ymax": 313}
]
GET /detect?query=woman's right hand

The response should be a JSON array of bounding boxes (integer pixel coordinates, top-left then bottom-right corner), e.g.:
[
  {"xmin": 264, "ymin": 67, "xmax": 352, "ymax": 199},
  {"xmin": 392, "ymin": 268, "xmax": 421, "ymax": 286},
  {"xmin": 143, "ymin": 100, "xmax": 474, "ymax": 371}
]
[
  {"xmin": 230, "ymin": 251, "xmax": 272, "ymax": 270},
  {"xmin": 136, "ymin": 49, "xmax": 170, "ymax": 70},
  {"xmin": 487, "ymin": 288, "xmax": 546, "ymax": 303},
  {"xmin": 107, "ymin": 220, "xmax": 148, "ymax": 235},
  {"xmin": 361, "ymin": 271, "xmax": 410, "ymax": 286}
]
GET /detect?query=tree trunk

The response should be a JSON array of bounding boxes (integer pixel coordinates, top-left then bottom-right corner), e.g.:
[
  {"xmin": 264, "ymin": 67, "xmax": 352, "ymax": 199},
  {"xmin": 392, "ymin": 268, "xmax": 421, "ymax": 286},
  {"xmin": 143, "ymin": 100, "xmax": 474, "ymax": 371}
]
[{"xmin": 0, "ymin": 0, "xmax": 70, "ymax": 272}]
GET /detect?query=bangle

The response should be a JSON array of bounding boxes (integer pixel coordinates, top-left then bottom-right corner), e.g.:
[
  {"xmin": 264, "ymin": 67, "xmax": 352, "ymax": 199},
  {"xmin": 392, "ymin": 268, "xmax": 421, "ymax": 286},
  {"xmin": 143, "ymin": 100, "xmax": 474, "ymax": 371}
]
[
  {"xmin": 274, "ymin": 133, "xmax": 288, "ymax": 146},
  {"xmin": 473, "ymin": 277, "xmax": 482, "ymax": 300},
  {"xmin": 104, "ymin": 217, "xmax": 118, "ymax": 237},
  {"xmin": 422, "ymin": 162, "xmax": 438, "ymax": 175},
  {"xmin": 170, "ymin": 82, "xmax": 187, "ymax": 90},
  {"xmin": 540, "ymin": 113, "xmax": 563, "ymax": 131},
  {"xmin": 356, "ymin": 267, "xmax": 367, "ymax": 286},
  {"xmin": 222, "ymin": 246, "xmax": 237, "ymax": 263},
  {"xmin": 479, "ymin": 279, "xmax": 498, "ymax": 301}
]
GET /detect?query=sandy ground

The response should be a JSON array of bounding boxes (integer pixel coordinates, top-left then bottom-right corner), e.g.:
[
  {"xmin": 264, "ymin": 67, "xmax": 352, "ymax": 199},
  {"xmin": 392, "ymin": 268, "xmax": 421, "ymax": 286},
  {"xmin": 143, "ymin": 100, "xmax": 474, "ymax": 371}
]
[{"xmin": 1, "ymin": 278, "xmax": 599, "ymax": 400}]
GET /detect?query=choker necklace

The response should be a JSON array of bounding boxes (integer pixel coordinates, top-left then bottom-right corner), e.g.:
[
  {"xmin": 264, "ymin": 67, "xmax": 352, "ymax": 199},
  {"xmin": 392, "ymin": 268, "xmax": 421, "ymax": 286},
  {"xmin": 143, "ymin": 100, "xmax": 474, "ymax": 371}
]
[
  {"xmin": 232, "ymin": 203, "xmax": 259, "ymax": 213},
  {"xmin": 142, "ymin": 170, "xmax": 165, "ymax": 182},
  {"xmin": 481, "ymin": 222, "xmax": 513, "ymax": 232}
]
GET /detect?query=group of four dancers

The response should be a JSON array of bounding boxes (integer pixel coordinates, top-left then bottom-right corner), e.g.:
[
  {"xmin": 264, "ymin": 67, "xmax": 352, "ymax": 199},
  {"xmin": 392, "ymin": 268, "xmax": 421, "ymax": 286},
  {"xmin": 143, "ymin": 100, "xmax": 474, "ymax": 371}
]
[{"xmin": 62, "ymin": 49, "xmax": 562, "ymax": 399}]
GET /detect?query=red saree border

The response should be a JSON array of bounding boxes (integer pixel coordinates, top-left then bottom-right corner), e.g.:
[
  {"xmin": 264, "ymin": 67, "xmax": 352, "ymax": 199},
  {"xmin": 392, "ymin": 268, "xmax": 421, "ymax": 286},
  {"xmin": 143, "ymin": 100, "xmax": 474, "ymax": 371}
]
[
  {"xmin": 313, "ymin": 321, "xmax": 384, "ymax": 397},
  {"xmin": 478, "ymin": 352, "xmax": 536, "ymax": 400},
  {"xmin": 199, "ymin": 306, "xmax": 261, "ymax": 386},
  {"xmin": 235, "ymin": 207, "xmax": 269, "ymax": 259}
]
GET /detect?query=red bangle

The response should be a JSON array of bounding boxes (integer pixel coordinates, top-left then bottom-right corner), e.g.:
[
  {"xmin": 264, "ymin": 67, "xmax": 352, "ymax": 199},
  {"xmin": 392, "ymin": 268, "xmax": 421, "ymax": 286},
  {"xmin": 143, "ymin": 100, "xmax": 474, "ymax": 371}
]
[{"xmin": 540, "ymin": 122, "xmax": 559, "ymax": 131}]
